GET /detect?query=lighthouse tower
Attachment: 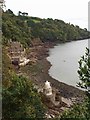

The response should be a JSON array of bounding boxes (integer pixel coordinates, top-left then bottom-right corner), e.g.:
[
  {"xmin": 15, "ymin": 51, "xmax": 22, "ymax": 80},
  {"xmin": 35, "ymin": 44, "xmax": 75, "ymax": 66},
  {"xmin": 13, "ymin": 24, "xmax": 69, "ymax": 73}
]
[{"xmin": 44, "ymin": 81, "xmax": 52, "ymax": 96}]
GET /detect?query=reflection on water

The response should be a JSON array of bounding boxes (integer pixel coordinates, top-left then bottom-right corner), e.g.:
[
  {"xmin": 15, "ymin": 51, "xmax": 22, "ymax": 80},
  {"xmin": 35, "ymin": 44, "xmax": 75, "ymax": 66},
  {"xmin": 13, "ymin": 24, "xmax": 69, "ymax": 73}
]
[{"xmin": 47, "ymin": 39, "xmax": 88, "ymax": 88}]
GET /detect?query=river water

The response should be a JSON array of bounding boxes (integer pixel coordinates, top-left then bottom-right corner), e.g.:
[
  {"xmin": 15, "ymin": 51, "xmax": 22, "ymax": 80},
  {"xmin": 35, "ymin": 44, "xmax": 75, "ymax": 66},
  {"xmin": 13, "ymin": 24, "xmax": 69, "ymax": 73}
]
[{"xmin": 47, "ymin": 39, "xmax": 88, "ymax": 88}]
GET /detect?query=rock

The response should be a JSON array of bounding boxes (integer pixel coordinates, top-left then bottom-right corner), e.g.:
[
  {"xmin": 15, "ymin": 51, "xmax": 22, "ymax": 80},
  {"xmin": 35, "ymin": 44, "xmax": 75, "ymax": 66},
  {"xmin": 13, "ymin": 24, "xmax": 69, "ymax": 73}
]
[{"xmin": 61, "ymin": 97, "xmax": 73, "ymax": 107}]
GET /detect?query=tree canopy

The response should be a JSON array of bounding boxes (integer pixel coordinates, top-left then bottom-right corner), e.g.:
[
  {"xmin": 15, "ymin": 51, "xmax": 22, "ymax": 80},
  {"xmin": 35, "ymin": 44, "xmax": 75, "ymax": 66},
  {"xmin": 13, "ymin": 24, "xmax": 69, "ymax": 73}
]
[
  {"xmin": 77, "ymin": 48, "xmax": 90, "ymax": 92},
  {"xmin": 3, "ymin": 75, "xmax": 46, "ymax": 119},
  {"xmin": 2, "ymin": 9, "xmax": 90, "ymax": 47}
]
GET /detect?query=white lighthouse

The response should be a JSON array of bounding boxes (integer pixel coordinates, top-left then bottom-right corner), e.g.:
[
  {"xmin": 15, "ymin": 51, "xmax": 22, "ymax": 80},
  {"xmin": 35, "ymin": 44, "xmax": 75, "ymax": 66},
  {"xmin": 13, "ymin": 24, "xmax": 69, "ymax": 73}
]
[{"xmin": 44, "ymin": 81, "xmax": 52, "ymax": 96}]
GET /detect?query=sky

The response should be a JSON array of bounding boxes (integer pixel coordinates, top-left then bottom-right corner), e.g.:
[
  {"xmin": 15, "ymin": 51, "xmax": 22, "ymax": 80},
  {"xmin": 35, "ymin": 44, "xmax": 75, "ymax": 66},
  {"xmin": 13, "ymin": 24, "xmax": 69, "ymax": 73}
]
[{"xmin": 5, "ymin": 0, "xmax": 89, "ymax": 29}]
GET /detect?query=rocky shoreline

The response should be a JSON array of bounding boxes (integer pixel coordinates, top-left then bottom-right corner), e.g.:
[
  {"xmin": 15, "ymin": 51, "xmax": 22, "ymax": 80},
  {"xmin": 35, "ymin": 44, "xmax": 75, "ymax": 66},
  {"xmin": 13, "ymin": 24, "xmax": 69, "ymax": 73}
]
[
  {"xmin": 33, "ymin": 43, "xmax": 84, "ymax": 96},
  {"xmin": 19, "ymin": 42, "xmax": 85, "ymax": 117}
]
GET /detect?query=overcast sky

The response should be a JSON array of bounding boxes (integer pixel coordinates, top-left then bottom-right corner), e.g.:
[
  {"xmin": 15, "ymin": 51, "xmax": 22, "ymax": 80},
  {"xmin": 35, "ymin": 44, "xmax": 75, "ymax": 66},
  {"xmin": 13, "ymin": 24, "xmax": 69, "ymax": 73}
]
[{"xmin": 5, "ymin": 0, "xmax": 89, "ymax": 29}]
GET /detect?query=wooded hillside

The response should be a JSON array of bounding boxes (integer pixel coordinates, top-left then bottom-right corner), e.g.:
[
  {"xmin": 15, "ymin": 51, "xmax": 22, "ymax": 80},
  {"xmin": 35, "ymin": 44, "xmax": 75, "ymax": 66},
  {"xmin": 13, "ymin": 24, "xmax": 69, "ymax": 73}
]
[{"xmin": 2, "ymin": 9, "xmax": 90, "ymax": 47}]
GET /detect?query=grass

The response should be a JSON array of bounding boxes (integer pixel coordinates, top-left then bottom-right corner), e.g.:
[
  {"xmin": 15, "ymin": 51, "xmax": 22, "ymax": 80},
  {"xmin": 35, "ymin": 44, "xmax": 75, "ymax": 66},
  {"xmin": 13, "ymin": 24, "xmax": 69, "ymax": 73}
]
[
  {"xmin": 32, "ymin": 19, "xmax": 41, "ymax": 23},
  {"xmin": 20, "ymin": 61, "xmax": 43, "ymax": 76}
]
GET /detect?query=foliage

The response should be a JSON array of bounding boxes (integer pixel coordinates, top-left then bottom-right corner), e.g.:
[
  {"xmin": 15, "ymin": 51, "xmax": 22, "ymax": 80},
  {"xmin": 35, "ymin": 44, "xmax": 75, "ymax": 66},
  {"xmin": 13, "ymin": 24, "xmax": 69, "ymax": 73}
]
[
  {"xmin": 60, "ymin": 101, "xmax": 89, "ymax": 120},
  {"xmin": 77, "ymin": 48, "xmax": 90, "ymax": 91},
  {"xmin": 2, "ymin": 9, "xmax": 90, "ymax": 47},
  {"xmin": 29, "ymin": 18, "xmax": 90, "ymax": 42},
  {"xmin": 77, "ymin": 47, "xmax": 90, "ymax": 118},
  {"xmin": 2, "ymin": 47, "xmax": 14, "ymax": 87},
  {"xmin": 2, "ymin": 75, "xmax": 46, "ymax": 119},
  {"xmin": 2, "ymin": 9, "xmax": 90, "ymax": 119},
  {"xmin": 2, "ymin": 10, "xmax": 31, "ymax": 47},
  {"xmin": 2, "ymin": 47, "xmax": 46, "ymax": 119}
]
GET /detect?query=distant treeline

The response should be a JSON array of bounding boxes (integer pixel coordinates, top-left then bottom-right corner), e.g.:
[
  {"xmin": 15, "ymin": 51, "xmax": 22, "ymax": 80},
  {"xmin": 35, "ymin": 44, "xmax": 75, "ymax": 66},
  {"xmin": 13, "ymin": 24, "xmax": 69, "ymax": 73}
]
[{"xmin": 2, "ymin": 9, "xmax": 90, "ymax": 46}]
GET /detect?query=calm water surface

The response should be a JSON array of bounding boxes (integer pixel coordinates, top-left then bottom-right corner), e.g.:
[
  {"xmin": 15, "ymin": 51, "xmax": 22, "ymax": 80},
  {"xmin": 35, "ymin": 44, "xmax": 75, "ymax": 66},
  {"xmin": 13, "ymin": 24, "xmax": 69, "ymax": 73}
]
[{"xmin": 47, "ymin": 39, "xmax": 88, "ymax": 88}]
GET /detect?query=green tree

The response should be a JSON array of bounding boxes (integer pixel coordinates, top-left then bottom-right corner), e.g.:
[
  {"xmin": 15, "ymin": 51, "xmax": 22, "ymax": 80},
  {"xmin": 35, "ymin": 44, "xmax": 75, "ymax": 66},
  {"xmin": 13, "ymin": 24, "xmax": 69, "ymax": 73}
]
[
  {"xmin": 2, "ymin": 9, "xmax": 90, "ymax": 46},
  {"xmin": 77, "ymin": 47, "xmax": 90, "ymax": 119},
  {"xmin": 2, "ymin": 75, "xmax": 46, "ymax": 119},
  {"xmin": 77, "ymin": 48, "xmax": 90, "ymax": 91}
]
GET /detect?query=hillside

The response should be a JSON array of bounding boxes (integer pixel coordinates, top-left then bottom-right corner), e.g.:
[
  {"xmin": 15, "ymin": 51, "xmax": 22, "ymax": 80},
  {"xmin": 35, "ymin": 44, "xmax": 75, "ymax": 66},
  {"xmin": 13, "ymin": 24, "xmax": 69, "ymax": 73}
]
[
  {"xmin": 2, "ymin": 46, "xmax": 46, "ymax": 119},
  {"xmin": 2, "ymin": 9, "xmax": 90, "ymax": 119},
  {"xmin": 2, "ymin": 9, "xmax": 90, "ymax": 47}
]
